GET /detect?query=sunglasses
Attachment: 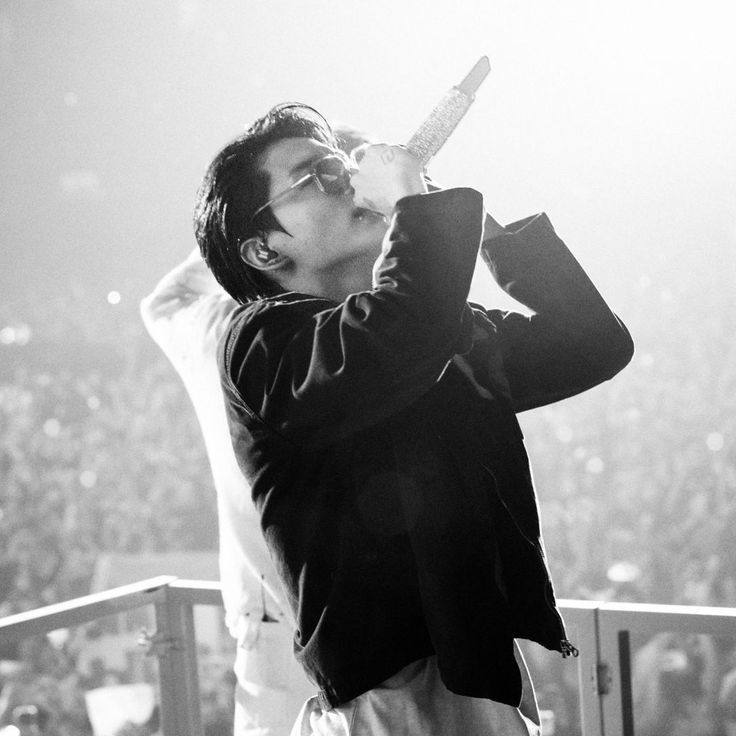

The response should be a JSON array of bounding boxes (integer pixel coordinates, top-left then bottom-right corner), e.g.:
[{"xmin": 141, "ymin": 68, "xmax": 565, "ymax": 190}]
[{"xmin": 250, "ymin": 153, "xmax": 356, "ymax": 224}]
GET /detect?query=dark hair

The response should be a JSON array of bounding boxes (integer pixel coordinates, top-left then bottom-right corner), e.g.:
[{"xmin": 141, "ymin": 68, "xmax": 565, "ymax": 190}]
[{"xmin": 194, "ymin": 103, "xmax": 337, "ymax": 303}]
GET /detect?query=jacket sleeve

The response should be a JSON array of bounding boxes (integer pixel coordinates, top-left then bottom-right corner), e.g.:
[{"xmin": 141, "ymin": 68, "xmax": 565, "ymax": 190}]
[
  {"xmin": 222, "ymin": 188, "xmax": 484, "ymax": 447},
  {"xmin": 467, "ymin": 212, "xmax": 634, "ymax": 412}
]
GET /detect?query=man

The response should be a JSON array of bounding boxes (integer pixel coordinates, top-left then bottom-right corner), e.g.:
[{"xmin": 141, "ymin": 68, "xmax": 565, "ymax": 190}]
[
  {"xmin": 140, "ymin": 123, "xmax": 376, "ymax": 735},
  {"xmin": 141, "ymin": 249, "xmax": 315, "ymax": 734},
  {"xmin": 194, "ymin": 102, "xmax": 634, "ymax": 735}
]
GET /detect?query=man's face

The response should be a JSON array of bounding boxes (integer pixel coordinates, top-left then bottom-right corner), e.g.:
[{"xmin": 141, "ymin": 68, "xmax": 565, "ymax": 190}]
[{"xmin": 257, "ymin": 137, "xmax": 388, "ymax": 277}]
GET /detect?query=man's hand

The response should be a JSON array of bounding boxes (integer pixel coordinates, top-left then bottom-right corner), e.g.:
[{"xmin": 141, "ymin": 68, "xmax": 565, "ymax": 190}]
[{"xmin": 350, "ymin": 143, "xmax": 428, "ymax": 217}]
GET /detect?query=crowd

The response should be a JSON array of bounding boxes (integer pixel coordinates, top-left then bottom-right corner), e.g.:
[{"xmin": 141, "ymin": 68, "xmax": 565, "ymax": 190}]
[
  {"xmin": 0, "ymin": 258, "xmax": 733, "ymax": 733},
  {"xmin": 0, "ymin": 289, "xmax": 219, "ymax": 617},
  {"xmin": 0, "ymin": 289, "xmax": 227, "ymax": 735}
]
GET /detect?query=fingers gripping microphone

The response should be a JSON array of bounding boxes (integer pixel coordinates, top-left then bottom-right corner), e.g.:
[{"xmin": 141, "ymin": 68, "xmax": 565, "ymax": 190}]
[{"xmin": 405, "ymin": 56, "xmax": 491, "ymax": 167}]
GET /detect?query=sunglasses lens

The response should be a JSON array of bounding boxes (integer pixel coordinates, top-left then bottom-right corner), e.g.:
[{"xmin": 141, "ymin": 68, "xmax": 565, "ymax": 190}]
[{"xmin": 315, "ymin": 157, "xmax": 351, "ymax": 194}]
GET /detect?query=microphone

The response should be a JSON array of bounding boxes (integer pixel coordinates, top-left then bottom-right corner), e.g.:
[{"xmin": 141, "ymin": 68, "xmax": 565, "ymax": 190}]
[{"xmin": 405, "ymin": 56, "xmax": 491, "ymax": 167}]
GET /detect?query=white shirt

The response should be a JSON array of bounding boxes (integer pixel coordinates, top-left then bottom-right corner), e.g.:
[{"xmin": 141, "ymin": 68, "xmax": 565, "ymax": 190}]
[{"xmin": 141, "ymin": 251, "xmax": 314, "ymax": 734}]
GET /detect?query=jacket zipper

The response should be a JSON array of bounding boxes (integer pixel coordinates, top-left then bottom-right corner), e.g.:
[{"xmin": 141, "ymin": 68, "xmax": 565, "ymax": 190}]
[{"xmin": 482, "ymin": 461, "xmax": 580, "ymax": 659}]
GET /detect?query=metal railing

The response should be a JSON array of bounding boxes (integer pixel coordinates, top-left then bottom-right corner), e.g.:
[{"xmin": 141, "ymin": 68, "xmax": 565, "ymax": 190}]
[
  {"xmin": 1, "ymin": 578, "xmax": 735, "ymax": 735},
  {"xmin": 585, "ymin": 601, "xmax": 736, "ymax": 735},
  {"xmin": 0, "ymin": 577, "xmax": 219, "ymax": 736}
]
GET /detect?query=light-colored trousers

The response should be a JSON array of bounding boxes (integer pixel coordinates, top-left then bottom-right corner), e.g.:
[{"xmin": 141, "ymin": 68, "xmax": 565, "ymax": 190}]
[{"xmin": 289, "ymin": 647, "xmax": 541, "ymax": 736}]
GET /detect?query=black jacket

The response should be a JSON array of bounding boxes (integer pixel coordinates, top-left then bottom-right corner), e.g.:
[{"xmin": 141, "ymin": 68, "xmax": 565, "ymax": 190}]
[{"xmin": 218, "ymin": 188, "xmax": 634, "ymax": 707}]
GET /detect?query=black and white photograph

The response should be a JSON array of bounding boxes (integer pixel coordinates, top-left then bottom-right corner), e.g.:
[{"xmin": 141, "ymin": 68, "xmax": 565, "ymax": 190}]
[{"xmin": 1, "ymin": 1, "xmax": 734, "ymax": 734}]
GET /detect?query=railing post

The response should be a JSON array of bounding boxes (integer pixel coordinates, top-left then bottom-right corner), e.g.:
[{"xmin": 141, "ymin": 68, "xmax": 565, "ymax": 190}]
[
  {"xmin": 559, "ymin": 600, "xmax": 605, "ymax": 736},
  {"xmin": 597, "ymin": 610, "xmax": 627, "ymax": 736},
  {"xmin": 152, "ymin": 585, "xmax": 203, "ymax": 736},
  {"xmin": 617, "ymin": 630, "xmax": 635, "ymax": 736}
]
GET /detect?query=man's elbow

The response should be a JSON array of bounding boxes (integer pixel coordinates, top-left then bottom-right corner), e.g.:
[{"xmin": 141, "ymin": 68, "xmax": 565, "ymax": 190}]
[
  {"xmin": 140, "ymin": 289, "xmax": 180, "ymax": 328},
  {"xmin": 139, "ymin": 292, "xmax": 159, "ymax": 331},
  {"xmin": 598, "ymin": 318, "xmax": 635, "ymax": 379}
]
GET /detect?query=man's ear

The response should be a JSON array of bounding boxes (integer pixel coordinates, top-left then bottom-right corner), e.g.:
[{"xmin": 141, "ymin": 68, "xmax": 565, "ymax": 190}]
[{"xmin": 239, "ymin": 237, "xmax": 288, "ymax": 272}]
